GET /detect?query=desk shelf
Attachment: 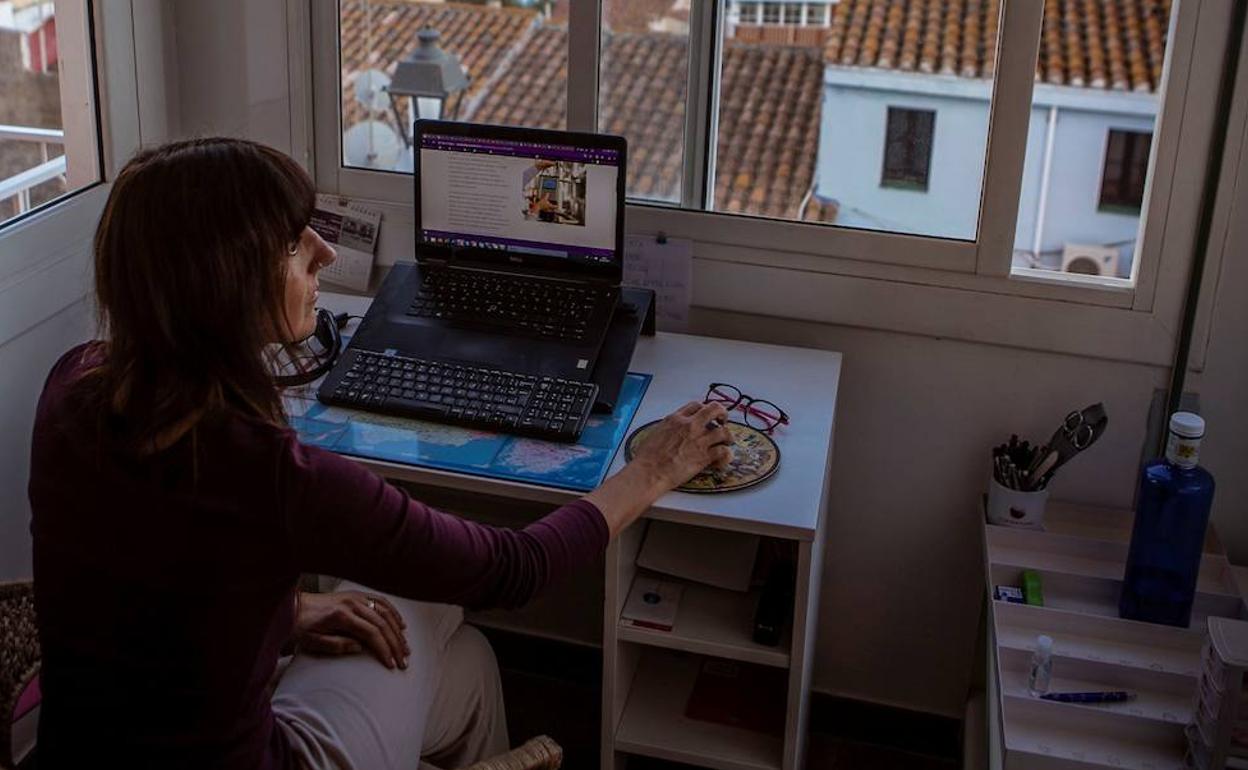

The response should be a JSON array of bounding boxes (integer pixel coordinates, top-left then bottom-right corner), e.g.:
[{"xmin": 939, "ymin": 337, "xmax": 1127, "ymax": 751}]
[
  {"xmin": 617, "ymin": 574, "xmax": 792, "ymax": 669},
  {"xmin": 983, "ymin": 506, "xmax": 1248, "ymax": 770},
  {"xmin": 614, "ymin": 648, "xmax": 784, "ymax": 770},
  {"xmin": 604, "ymin": 519, "xmax": 824, "ymax": 770}
]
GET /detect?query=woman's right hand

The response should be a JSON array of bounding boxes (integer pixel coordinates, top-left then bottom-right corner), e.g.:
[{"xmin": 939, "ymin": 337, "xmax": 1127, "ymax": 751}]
[
  {"xmin": 631, "ymin": 401, "xmax": 734, "ymax": 488},
  {"xmin": 585, "ymin": 401, "xmax": 733, "ymax": 537}
]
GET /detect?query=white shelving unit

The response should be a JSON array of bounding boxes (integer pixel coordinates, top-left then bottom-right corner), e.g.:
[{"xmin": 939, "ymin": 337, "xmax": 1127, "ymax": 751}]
[
  {"xmin": 599, "ymin": 334, "xmax": 841, "ymax": 770},
  {"xmin": 982, "ymin": 505, "xmax": 1247, "ymax": 770}
]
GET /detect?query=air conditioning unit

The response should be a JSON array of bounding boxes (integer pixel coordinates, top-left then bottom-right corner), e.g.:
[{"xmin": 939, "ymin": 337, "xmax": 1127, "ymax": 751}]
[{"xmin": 1060, "ymin": 244, "xmax": 1119, "ymax": 277}]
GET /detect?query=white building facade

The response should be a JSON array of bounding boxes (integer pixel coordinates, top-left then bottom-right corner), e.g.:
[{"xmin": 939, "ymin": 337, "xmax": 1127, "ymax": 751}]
[{"xmin": 814, "ymin": 67, "xmax": 1158, "ymax": 279}]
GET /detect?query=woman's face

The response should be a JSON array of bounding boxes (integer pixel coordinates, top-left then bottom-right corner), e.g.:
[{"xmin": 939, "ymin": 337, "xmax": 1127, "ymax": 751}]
[{"xmin": 283, "ymin": 226, "xmax": 336, "ymax": 341}]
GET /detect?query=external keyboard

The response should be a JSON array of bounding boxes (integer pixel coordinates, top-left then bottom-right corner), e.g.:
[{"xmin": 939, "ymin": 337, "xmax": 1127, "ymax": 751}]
[
  {"xmin": 406, "ymin": 269, "xmax": 611, "ymax": 343},
  {"xmin": 321, "ymin": 350, "xmax": 598, "ymax": 441}
]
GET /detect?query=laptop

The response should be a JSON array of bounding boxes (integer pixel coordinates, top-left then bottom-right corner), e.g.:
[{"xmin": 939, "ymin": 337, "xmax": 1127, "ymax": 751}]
[{"xmin": 315, "ymin": 122, "xmax": 628, "ymax": 441}]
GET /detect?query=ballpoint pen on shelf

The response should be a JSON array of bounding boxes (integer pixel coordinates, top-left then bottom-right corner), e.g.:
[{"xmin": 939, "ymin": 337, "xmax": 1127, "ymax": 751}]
[{"xmin": 1038, "ymin": 691, "xmax": 1134, "ymax": 703}]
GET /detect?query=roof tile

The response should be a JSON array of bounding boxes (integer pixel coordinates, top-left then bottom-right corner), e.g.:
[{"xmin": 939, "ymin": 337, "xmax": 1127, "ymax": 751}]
[{"xmin": 812, "ymin": 0, "xmax": 1167, "ymax": 92}]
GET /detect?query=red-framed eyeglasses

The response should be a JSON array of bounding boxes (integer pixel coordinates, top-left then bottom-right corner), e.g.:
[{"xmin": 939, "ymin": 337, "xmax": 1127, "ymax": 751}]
[{"xmin": 704, "ymin": 383, "xmax": 790, "ymax": 434}]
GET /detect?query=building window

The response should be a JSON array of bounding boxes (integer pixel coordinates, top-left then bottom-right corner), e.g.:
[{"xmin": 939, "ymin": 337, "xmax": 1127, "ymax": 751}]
[
  {"xmin": 737, "ymin": 1, "xmax": 762, "ymax": 24},
  {"xmin": 807, "ymin": 3, "xmax": 830, "ymax": 26},
  {"xmin": 762, "ymin": 3, "xmax": 782, "ymax": 25},
  {"xmin": 784, "ymin": 3, "xmax": 803, "ymax": 25},
  {"xmin": 1099, "ymin": 129, "xmax": 1152, "ymax": 212},
  {"xmin": 881, "ymin": 107, "xmax": 936, "ymax": 191}
]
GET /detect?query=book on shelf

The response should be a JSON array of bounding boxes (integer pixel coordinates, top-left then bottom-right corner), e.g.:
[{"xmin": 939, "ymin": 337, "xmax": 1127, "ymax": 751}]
[{"xmin": 621, "ymin": 575, "xmax": 684, "ymax": 632}]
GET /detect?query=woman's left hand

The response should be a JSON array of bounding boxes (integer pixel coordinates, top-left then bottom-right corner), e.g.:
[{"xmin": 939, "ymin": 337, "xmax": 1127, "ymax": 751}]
[{"xmin": 292, "ymin": 590, "xmax": 410, "ymax": 669}]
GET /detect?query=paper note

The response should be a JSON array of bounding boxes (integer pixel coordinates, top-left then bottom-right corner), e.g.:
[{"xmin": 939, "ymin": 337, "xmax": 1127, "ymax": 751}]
[
  {"xmin": 623, "ymin": 235, "xmax": 693, "ymax": 332},
  {"xmin": 311, "ymin": 194, "xmax": 382, "ymax": 292}
]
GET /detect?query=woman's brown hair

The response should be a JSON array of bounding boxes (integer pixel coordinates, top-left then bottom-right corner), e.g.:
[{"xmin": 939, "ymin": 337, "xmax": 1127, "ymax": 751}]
[{"xmin": 84, "ymin": 137, "xmax": 315, "ymax": 453}]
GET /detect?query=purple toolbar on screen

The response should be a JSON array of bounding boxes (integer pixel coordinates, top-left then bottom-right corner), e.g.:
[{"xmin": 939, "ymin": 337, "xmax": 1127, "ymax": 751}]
[{"xmin": 421, "ymin": 134, "xmax": 620, "ymax": 164}]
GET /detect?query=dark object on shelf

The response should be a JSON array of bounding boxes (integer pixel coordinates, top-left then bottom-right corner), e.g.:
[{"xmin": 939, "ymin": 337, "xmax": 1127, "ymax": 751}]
[
  {"xmin": 753, "ymin": 560, "xmax": 794, "ymax": 647},
  {"xmin": 684, "ymin": 657, "xmax": 786, "ymax": 735}
]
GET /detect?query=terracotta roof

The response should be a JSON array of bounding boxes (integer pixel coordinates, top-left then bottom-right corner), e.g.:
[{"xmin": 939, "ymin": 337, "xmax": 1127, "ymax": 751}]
[
  {"xmin": 548, "ymin": 0, "xmax": 684, "ymax": 35},
  {"xmin": 466, "ymin": 30, "xmax": 831, "ymax": 221},
  {"xmin": 820, "ymin": 0, "xmax": 1170, "ymax": 93},
  {"xmin": 339, "ymin": 1, "xmax": 538, "ymax": 128},
  {"xmin": 339, "ymin": 1, "xmax": 831, "ymax": 222}
]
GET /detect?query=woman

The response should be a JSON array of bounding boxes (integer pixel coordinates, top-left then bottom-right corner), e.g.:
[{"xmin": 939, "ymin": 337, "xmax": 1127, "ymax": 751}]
[{"xmin": 28, "ymin": 138, "xmax": 731, "ymax": 769}]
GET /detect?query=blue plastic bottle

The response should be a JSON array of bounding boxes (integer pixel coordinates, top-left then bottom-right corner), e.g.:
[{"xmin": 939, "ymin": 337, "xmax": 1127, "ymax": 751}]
[{"xmin": 1120, "ymin": 412, "xmax": 1216, "ymax": 627}]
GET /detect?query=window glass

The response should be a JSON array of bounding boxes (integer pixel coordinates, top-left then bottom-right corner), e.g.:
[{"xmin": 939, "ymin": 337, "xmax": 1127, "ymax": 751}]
[
  {"xmin": 0, "ymin": 0, "xmax": 100, "ymax": 228},
  {"xmin": 1013, "ymin": 0, "xmax": 1171, "ymax": 279},
  {"xmin": 715, "ymin": 0, "xmax": 995, "ymax": 236},
  {"xmin": 881, "ymin": 108, "xmax": 935, "ymax": 190},
  {"xmin": 762, "ymin": 4, "xmax": 781, "ymax": 25},
  {"xmin": 598, "ymin": 0, "xmax": 690, "ymax": 204},
  {"xmin": 784, "ymin": 3, "xmax": 803, "ymax": 25},
  {"xmin": 337, "ymin": 0, "xmax": 567, "ymax": 173},
  {"xmin": 1099, "ymin": 129, "xmax": 1151, "ymax": 211}
]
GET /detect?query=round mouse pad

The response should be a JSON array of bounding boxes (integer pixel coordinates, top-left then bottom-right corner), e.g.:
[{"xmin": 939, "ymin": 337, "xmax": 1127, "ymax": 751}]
[{"xmin": 624, "ymin": 419, "xmax": 781, "ymax": 493}]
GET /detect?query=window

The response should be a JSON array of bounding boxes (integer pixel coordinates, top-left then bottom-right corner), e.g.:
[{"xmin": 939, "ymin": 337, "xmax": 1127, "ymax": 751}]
[
  {"xmin": 1012, "ymin": 2, "xmax": 1171, "ymax": 281},
  {"xmin": 599, "ymin": 0, "xmax": 690, "ymax": 204},
  {"xmin": 1099, "ymin": 130, "xmax": 1152, "ymax": 212},
  {"xmin": 783, "ymin": 3, "xmax": 803, "ymax": 25},
  {"xmin": 314, "ymin": 0, "xmax": 1223, "ymax": 334},
  {"xmin": 336, "ymin": 0, "xmax": 567, "ymax": 173},
  {"xmin": 880, "ymin": 108, "xmax": 935, "ymax": 191},
  {"xmin": 0, "ymin": 0, "xmax": 101, "ymax": 229}
]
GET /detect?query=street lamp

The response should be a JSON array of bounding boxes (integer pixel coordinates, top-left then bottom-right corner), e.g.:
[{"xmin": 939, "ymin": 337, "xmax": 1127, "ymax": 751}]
[{"xmin": 388, "ymin": 27, "xmax": 470, "ymax": 147}]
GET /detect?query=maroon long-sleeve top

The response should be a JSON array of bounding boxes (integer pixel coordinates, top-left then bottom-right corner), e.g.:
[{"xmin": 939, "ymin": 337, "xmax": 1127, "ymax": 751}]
[{"xmin": 27, "ymin": 343, "xmax": 608, "ymax": 769}]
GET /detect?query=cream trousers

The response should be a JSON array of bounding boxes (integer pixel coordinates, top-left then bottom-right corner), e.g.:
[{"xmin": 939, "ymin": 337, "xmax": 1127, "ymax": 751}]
[{"xmin": 271, "ymin": 582, "xmax": 509, "ymax": 770}]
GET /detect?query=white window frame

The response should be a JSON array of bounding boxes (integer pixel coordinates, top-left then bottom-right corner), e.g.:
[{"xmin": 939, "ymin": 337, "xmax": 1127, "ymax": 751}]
[
  {"xmin": 304, "ymin": 0, "xmax": 1237, "ymax": 368},
  {"xmin": 0, "ymin": 0, "xmax": 145, "ymax": 347}
]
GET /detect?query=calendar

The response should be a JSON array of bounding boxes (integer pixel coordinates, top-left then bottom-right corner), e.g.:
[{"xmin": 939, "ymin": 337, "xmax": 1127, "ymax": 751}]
[{"xmin": 309, "ymin": 194, "xmax": 382, "ymax": 292}]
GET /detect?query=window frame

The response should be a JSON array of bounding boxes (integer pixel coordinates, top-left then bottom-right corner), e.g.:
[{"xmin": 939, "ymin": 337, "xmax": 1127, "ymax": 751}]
[
  {"xmin": 0, "ymin": 0, "xmax": 144, "ymax": 347},
  {"xmin": 304, "ymin": 0, "xmax": 1233, "ymax": 368}
]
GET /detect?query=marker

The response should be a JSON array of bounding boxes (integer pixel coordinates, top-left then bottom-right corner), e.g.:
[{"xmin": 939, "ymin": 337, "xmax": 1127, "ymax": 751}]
[{"xmin": 1039, "ymin": 691, "xmax": 1134, "ymax": 703}]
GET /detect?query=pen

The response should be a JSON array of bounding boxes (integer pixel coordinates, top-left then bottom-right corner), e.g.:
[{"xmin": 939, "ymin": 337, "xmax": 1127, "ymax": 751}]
[{"xmin": 1038, "ymin": 691, "xmax": 1134, "ymax": 703}]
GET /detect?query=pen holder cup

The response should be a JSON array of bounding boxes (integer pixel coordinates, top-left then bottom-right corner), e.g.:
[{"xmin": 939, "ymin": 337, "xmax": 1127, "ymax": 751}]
[{"xmin": 986, "ymin": 478, "xmax": 1049, "ymax": 531}]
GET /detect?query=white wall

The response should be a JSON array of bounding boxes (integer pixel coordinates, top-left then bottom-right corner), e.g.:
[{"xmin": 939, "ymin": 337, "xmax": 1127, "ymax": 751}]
[
  {"xmin": 689, "ymin": 304, "xmax": 1167, "ymax": 715},
  {"xmin": 817, "ymin": 84, "xmax": 988, "ymax": 240},
  {"xmin": 1017, "ymin": 105, "xmax": 1155, "ymax": 275},
  {"xmin": 821, "ymin": 81, "xmax": 1155, "ymax": 277},
  {"xmin": 169, "ymin": 0, "xmax": 295, "ymax": 153}
]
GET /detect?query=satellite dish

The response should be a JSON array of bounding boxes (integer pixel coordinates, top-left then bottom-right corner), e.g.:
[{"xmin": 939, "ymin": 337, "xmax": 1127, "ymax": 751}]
[
  {"xmin": 353, "ymin": 69, "xmax": 392, "ymax": 113},
  {"xmin": 343, "ymin": 121, "xmax": 402, "ymax": 170}
]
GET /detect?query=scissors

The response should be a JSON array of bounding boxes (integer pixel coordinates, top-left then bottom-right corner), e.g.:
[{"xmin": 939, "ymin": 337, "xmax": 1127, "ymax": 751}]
[{"xmin": 1025, "ymin": 403, "xmax": 1109, "ymax": 490}]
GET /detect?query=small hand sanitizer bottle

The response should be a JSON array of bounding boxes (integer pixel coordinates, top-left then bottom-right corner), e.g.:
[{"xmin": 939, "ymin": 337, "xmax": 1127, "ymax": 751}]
[{"xmin": 1028, "ymin": 635, "xmax": 1053, "ymax": 697}]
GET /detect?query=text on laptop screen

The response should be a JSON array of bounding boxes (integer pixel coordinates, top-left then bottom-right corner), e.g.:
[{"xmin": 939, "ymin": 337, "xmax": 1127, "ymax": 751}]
[{"xmin": 419, "ymin": 134, "xmax": 621, "ymax": 266}]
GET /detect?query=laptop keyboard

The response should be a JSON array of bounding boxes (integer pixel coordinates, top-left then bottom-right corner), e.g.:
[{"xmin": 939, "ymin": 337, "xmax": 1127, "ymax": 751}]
[
  {"xmin": 323, "ymin": 350, "xmax": 598, "ymax": 441},
  {"xmin": 406, "ymin": 269, "xmax": 610, "ymax": 343}
]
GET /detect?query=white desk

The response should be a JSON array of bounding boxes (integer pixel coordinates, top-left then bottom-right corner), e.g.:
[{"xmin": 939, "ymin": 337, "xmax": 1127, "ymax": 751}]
[{"xmin": 319, "ymin": 292, "xmax": 841, "ymax": 770}]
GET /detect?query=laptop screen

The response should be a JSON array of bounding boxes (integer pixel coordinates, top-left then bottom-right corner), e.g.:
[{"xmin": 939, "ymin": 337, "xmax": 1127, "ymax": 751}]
[{"xmin": 417, "ymin": 129, "xmax": 623, "ymax": 274}]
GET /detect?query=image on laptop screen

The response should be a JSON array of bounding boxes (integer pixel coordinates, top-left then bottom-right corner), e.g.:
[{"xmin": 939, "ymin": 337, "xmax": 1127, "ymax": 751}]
[{"xmin": 418, "ymin": 131, "xmax": 621, "ymax": 268}]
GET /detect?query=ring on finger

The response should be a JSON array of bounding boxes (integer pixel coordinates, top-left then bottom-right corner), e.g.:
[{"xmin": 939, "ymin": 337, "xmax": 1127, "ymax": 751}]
[{"xmin": 366, "ymin": 598, "xmax": 376, "ymax": 611}]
